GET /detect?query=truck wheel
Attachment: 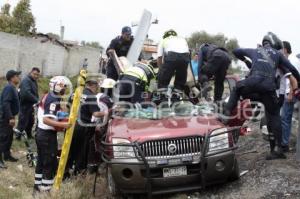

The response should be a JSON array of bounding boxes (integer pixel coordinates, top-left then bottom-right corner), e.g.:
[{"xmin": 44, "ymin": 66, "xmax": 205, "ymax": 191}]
[
  {"xmin": 228, "ymin": 159, "xmax": 240, "ymax": 181},
  {"xmin": 107, "ymin": 167, "xmax": 121, "ymax": 197}
]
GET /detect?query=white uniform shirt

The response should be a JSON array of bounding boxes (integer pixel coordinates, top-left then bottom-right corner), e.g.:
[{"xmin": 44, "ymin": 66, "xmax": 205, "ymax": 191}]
[
  {"xmin": 157, "ymin": 36, "xmax": 189, "ymax": 57},
  {"xmin": 276, "ymin": 70, "xmax": 291, "ymax": 96}
]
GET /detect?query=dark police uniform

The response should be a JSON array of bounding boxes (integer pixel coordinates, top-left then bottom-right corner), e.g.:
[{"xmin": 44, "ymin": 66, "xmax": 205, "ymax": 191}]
[
  {"xmin": 198, "ymin": 44, "xmax": 232, "ymax": 101},
  {"xmin": 226, "ymin": 46, "xmax": 300, "ymax": 155},
  {"xmin": 68, "ymin": 88, "xmax": 100, "ymax": 174},
  {"xmin": 34, "ymin": 92, "xmax": 61, "ymax": 191},
  {"xmin": 17, "ymin": 75, "xmax": 39, "ymax": 138},
  {"xmin": 0, "ymin": 83, "xmax": 20, "ymax": 159},
  {"xmin": 106, "ymin": 36, "xmax": 134, "ymax": 81}
]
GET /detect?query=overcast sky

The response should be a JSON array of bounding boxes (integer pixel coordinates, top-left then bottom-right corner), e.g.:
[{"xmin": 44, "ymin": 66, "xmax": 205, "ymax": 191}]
[{"xmin": 4, "ymin": 0, "xmax": 300, "ymax": 53}]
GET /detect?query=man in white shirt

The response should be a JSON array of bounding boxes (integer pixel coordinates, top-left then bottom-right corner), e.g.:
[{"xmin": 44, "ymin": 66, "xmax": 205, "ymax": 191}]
[
  {"xmin": 157, "ymin": 29, "xmax": 190, "ymax": 93},
  {"xmin": 281, "ymin": 41, "xmax": 299, "ymax": 152}
]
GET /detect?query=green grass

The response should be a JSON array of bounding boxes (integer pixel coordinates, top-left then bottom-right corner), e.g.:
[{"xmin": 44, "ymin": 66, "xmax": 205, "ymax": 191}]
[{"xmin": 0, "ymin": 75, "xmax": 107, "ymax": 199}]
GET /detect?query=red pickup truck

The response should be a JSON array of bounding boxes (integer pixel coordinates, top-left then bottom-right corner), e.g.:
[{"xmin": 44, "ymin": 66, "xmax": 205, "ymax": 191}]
[{"xmin": 102, "ymin": 98, "xmax": 251, "ymax": 198}]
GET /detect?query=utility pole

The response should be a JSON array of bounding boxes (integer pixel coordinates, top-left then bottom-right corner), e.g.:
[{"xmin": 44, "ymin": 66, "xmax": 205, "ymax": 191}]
[{"xmin": 60, "ymin": 20, "xmax": 64, "ymax": 41}]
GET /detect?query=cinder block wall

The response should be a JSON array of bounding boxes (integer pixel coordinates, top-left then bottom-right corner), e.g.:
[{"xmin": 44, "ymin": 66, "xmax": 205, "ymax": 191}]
[{"xmin": 0, "ymin": 31, "xmax": 101, "ymax": 77}]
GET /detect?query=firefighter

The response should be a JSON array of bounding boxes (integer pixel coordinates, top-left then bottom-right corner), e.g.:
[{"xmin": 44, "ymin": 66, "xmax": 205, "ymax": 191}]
[
  {"xmin": 68, "ymin": 77, "xmax": 108, "ymax": 175},
  {"xmin": 198, "ymin": 43, "xmax": 232, "ymax": 102},
  {"xmin": 0, "ymin": 70, "xmax": 21, "ymax": 169},
  {"xmin": 157, "ymin": 29, "xmax": 190, "ymax": 96},
  {"xmin": 224, "ymin": 32, "xmax": 300, "ymax": 160},
  {"xmin": 88, "ymin": 78, "xmax": 115, "ymax": 173},
  {"xmin": 106, "ymin": 26, "xmax": 134, "ymax": 81},
  {"xmin": 34, "ymin": 76, "xmax": 71, "ymax": 192},
  {"xmin": 118, "ymin": 62, "xmax": 156, "ymax": 103}
]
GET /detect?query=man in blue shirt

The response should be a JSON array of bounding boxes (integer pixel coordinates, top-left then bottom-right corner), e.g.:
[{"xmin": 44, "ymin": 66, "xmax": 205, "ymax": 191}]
[
  {"xmin": 191, "ymin": 53, "xmax": 199, "ymax": 80},
  {"xmin": 0, "ymin": 70, "xmax": 21, "ymax": 169}
]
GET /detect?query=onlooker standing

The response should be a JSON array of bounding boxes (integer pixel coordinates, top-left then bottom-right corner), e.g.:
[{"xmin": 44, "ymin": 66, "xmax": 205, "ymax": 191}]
[
  {"xmin": 0, "ymin": 70, "xmax": 21, "ymax": 168},
  {"xmin": 191, "ymin": 53, "xmax": 199, "ymax": 80},
  {"xmin": 16, "ymin": 67, "xmax": 40, "ymax": 139},
  {"xmin": 82, "ymin": 58, "xmax": 88, "ymax": 70},
  {"xmin": 281, "ymin": 41, "xmax": 298, "ymax": 152}
]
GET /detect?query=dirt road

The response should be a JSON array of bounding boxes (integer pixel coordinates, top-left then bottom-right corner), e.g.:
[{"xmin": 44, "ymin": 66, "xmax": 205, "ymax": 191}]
[{"xmin": 158, "ymin": 124, "xmax": 300, "ymax": 199}]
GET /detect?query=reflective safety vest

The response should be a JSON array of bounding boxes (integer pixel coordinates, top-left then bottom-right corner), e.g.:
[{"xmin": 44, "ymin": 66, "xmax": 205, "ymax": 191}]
[{"xmin": 123, "ymin": 63, "xmax": 156, "ymax": 90}]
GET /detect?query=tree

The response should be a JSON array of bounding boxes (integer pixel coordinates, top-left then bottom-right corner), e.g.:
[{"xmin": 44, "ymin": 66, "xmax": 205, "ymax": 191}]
[
  {"xmin": 0, "ymin": 1, "xmax": 35, "ymax": 36},
  {"xmin": 187, "ymin": 31, "xmax": 239, "ymax": 60},
  {"xmin": 1, "ymin": 3, "xmax": 10, "ymax": 15},
  {"xmin": 11, "ymin": 0, "xmax": 35, "ymax": 36},
  {"xmin": 0, "ymin": 3, "xmax": 13, "ymax": 33}
]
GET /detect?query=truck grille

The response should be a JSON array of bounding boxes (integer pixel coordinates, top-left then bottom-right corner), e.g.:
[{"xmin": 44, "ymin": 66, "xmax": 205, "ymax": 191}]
[{"xmin": 139, "ymin": 137, "xmax": 203, "ymax": 159}]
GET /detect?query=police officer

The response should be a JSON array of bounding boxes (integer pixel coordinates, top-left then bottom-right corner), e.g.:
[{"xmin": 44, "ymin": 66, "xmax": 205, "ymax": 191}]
[
  {"xmin": 68, "ymin": 77, "xmax": 108, "ymax": 174},
  {"xmin": 16, "ymin": 67, "xmax": 40, "ymax": 140},
  {"xmin": 0, "ymin": 70, "xmax": 21, "ymax": 169},
  {"xmin": 198, "ymin": 44, "xmax": 232, "ymax": 102},
  {"xmin": 157, "ymin": 29, "xmax": 190, "ymax": 94},
  {"xmin": 224, "ymin": 32, "xmax": 300, "ymax": 160},
  {"xmin": 106, "ymin": 26, "xmax": 134, "ymax": 81},
  {"xmin": 34, "ymin": 76, "xmax": 70, "ymax": 192},
  {"xmin": 118, "ymin": 62, "xmax": 156, "ymax": 103}
]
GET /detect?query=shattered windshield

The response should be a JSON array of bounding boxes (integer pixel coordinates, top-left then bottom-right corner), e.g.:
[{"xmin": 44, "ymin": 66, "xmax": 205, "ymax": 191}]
[{"xmin": 114, "ymin": 102, "xmax": 216, "ymax": 119}]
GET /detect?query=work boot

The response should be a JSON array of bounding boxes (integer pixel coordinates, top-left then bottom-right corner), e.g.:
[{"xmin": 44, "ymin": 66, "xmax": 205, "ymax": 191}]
[
  {"xmin": 281, "ymin": 145, "xmax": 290, "ymax": 153},
  {"xmin": 266, "ymin": 151, "xmax": 286, "ymax": 160},
  {"xmin": 4, "ymin": 153, "xmax": 18, "ymax": 162},
  {"xmin": 0, "ymin": 154, "xmax": 7, "ymax": 169},
  {"xmin": 266, "ymin": 147, "xmax": 286, "ymax": 160},
  {"xmin": 0, "ymin": 161, "xmax": 7, "ymax": 169},
  {"xmin": 201, "ymin": 86, "xmax": 213, "ymax": 100}
]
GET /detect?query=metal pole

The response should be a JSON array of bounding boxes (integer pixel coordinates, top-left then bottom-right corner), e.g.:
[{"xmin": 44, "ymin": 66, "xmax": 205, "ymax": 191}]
[{"xmin": 296, "ymin": 101, "xmax": 300, "ymax": 161}]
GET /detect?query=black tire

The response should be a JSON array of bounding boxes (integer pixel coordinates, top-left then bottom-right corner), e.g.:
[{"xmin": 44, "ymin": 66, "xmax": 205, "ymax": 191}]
[{"xmin": 228, "ymin": 159, "xmax": 240, "ymax": 181}]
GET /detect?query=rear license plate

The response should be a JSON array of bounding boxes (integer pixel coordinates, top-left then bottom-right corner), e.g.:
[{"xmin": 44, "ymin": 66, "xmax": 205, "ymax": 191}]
[{"xmin": 163, "ymin": 166, "xmax": 187, "ymax": 178}]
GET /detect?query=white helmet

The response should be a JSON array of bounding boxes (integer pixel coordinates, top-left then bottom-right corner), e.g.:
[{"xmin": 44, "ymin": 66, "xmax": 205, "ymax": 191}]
[
  {"xmin": 100, "ymin": 78, "xmax": 116, "ymax": 89},
  {"xmin": 49, "ymin": 76, "xmax": 70, "ymax": 93}
]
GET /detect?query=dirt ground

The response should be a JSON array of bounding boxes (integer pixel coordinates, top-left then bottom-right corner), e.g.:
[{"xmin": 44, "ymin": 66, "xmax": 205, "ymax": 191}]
[
  {"xmin": 1, "ymin": 120, "xmax": 300, "ymax": 199},
  {"xmin": 98, "ymin": 121, "xmax": 300, "ymax": 199}
]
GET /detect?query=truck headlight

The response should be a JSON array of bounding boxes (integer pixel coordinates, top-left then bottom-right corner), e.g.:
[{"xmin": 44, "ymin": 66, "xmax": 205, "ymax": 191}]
[
  {"xmin": 209, "ymin": 128, "xmax": 229, "ymax": 152},
  {"xmin": 112, "ymin": 138, "xmax": 136, "ymax": 158}
]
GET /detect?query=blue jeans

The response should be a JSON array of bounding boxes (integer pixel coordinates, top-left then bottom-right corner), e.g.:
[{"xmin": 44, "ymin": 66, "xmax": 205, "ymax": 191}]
[{"xmin": 281, "ymin": 98, "xmax": 295, "ymax": 146}]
